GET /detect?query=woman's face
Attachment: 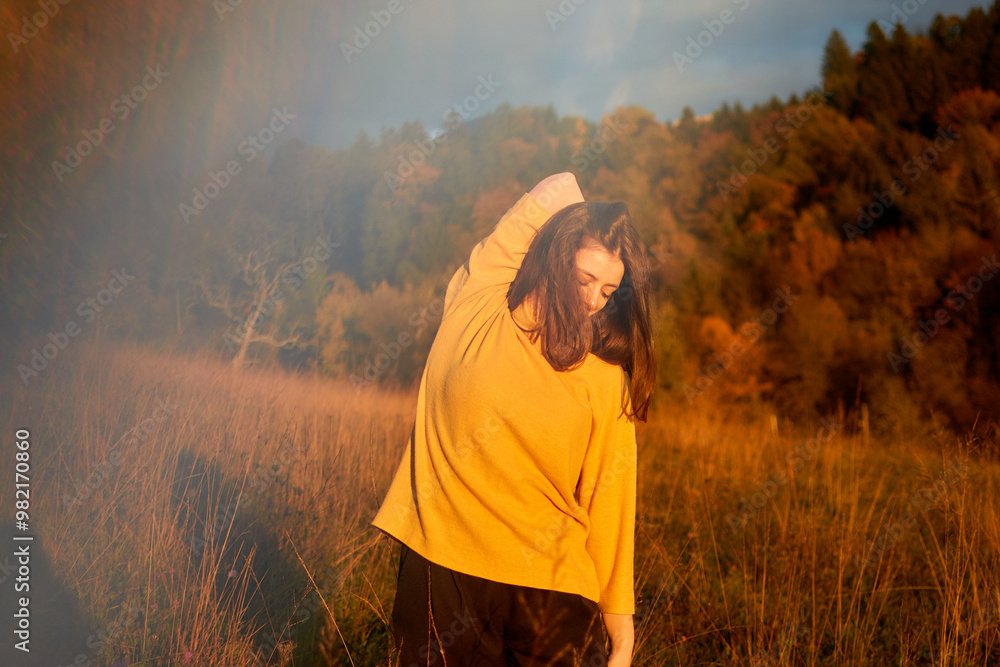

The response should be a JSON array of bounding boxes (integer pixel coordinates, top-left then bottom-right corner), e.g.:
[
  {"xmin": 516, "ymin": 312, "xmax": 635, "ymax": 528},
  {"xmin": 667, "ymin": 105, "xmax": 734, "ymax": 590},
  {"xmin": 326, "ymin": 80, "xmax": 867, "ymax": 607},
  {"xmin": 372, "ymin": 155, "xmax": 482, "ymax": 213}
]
[{"xmin": 574, "ymin": 239, "xmax": 624, "ymax": 317}]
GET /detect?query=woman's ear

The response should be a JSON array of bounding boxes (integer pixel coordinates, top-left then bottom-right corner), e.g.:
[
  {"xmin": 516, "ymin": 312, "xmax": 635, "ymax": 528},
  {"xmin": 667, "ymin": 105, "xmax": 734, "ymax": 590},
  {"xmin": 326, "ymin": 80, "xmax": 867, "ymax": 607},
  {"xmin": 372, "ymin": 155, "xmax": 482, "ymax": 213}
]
[{"xmin": 528, "ymin": 172, "xmax": 585, "ymax": 215}]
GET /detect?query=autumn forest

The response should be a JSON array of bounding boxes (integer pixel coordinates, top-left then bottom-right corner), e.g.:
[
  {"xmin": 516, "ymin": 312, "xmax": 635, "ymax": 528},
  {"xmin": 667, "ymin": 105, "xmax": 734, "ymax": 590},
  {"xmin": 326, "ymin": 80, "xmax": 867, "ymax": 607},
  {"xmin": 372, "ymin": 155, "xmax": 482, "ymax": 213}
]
[{"xmin": 3, "ymin": 3, "xmax": 1000, "ymax": 437}]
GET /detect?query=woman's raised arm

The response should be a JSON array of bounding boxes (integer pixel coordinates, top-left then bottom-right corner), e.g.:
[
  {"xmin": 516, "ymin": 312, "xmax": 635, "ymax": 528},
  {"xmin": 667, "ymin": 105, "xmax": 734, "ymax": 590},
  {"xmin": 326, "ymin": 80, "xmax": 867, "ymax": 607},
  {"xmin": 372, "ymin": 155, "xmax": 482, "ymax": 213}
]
[
  {"xmin": 528, "ymin": 172, "xmax": 585, "ymax": 215},
  {"xmin": 442, "ymin": 172, "xmax": 584, "ymax": 315}
]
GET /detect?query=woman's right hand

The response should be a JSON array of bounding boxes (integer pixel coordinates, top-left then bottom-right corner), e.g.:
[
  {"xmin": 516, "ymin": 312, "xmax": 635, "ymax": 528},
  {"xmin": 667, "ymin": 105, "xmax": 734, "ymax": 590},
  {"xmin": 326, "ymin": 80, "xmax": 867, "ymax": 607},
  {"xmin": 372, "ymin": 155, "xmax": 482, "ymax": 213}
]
[{"xmin": 528, "ymin": 172, "xmax": 585, "ymax": 215}]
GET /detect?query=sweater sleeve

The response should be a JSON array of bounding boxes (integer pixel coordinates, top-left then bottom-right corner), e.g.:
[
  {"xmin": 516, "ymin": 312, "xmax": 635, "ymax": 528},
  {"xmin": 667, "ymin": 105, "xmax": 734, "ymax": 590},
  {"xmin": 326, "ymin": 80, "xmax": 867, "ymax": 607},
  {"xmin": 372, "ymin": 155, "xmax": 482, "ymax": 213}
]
[
  {"xmin": 443, "ymin": 192, "xmax": 552, "ymax": 318},
  {"xmin": 579, "ymin": 367, "xmax": 637, "ymax": 615}
]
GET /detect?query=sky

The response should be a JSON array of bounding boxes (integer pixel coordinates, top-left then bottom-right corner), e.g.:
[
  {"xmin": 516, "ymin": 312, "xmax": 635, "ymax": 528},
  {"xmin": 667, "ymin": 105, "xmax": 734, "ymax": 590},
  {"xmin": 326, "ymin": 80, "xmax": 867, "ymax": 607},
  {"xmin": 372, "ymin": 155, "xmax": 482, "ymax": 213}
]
[{"xmin": 308, "ymin": 0, "xmax": 988, "ymax": 150}]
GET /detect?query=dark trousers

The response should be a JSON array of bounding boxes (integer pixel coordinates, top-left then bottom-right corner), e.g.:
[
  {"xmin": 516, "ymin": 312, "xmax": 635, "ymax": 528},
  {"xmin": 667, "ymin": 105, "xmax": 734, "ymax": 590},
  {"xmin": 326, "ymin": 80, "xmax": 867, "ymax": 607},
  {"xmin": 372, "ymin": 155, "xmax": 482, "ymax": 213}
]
[{"xmin": 391, "ymin": 542, "xmax": 609, "ymax": 667}]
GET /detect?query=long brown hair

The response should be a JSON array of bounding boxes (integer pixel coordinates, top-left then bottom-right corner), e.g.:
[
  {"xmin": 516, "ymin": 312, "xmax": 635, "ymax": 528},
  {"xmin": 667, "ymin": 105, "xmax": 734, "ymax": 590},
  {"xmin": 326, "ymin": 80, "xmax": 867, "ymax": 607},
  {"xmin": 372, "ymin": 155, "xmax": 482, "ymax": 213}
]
[{"xmin": 506, "ymin": 201, "xmax": 656, "ymax": 422}]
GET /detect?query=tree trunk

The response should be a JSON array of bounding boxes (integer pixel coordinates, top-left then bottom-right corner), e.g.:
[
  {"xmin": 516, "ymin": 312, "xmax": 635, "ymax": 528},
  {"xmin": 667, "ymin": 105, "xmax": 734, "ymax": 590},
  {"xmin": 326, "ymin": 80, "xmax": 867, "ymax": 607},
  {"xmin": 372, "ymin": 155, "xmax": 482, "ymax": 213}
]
[{"xmin": 232, "ymin": 297, "xmax": 268, "ymax": 369}]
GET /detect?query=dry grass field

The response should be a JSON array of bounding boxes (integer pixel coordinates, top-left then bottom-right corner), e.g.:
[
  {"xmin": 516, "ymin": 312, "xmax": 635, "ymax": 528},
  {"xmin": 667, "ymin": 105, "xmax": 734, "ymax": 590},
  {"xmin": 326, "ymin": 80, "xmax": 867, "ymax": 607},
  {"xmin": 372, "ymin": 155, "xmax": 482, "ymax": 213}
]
[{"xmin": 1, "ymin": 340, "xmax": 998, "ymax": 666}]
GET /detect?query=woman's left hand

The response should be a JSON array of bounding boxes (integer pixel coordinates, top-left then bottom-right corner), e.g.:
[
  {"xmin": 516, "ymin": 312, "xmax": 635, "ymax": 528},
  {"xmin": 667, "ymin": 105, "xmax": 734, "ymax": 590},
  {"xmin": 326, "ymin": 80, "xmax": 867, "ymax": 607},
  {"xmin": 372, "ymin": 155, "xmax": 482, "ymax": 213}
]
[
  {"xmin": 602, "ymin": 612, "xmax": 634, "ymax": 667},
  {"xmin": 607, "ymin": 647, "xmax": 633, "ymax": 667}
]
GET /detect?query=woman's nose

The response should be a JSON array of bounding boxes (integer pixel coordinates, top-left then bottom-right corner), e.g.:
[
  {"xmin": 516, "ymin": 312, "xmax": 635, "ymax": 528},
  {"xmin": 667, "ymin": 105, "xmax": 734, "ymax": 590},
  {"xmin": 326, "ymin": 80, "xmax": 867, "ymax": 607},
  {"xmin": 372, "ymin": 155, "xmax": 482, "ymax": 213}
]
[{"xmin": 588, "ymin": 286, "xmax": 601, "ymax": 309}]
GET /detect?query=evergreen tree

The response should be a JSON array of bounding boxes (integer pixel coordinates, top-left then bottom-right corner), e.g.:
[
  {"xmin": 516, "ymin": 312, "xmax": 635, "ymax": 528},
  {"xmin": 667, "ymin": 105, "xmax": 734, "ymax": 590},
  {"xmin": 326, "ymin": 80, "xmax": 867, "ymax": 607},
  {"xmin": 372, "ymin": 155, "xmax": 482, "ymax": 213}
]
[{"xmin": 821, "ymin": 29, "xmax": 858, "ymax": 115}]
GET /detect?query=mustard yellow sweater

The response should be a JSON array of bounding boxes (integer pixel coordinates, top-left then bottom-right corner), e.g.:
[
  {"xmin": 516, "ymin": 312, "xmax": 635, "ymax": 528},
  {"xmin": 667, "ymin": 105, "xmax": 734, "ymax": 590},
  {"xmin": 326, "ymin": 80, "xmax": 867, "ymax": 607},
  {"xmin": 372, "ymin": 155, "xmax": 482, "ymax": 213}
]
[{"xmin": 371, "ymin": 192, "xmax": 637, "ymax": 615}]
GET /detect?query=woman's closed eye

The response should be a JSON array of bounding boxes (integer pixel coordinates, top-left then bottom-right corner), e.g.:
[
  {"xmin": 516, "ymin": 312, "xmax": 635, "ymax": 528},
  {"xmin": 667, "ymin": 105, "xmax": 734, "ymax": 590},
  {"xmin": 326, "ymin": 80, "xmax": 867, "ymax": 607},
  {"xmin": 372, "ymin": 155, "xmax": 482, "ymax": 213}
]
[
  {"xmin": 585, "ymin": 283, "xmax": 614, "ymax": 301},
  {"xmin": 579, "ymin": 278, "xmax": 613, "ymax": 296}
]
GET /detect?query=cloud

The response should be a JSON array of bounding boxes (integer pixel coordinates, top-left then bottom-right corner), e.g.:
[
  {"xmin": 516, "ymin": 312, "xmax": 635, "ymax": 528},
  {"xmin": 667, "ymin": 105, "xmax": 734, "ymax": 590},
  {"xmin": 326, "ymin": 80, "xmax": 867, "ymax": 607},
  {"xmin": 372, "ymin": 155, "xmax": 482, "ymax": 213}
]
[
  {"xmin": 605, "ymin": 80, "xmax": 631, "ymax": 114},
  {"xmin": 582, "ymin": 0, "xmax": 643, "ymax": 66},
  {"xmin": 316, "ymin": 0, "xmax": 991, "ymax": 149}
]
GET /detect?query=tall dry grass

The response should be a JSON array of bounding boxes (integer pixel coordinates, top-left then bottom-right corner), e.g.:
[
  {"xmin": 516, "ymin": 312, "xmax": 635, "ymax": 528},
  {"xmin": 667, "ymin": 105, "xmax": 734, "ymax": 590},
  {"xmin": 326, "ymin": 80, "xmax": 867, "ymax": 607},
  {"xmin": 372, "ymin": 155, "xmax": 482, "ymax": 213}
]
[{"xmin": 0, "ymin": 339, "xmax": 997, "ymax": 666}]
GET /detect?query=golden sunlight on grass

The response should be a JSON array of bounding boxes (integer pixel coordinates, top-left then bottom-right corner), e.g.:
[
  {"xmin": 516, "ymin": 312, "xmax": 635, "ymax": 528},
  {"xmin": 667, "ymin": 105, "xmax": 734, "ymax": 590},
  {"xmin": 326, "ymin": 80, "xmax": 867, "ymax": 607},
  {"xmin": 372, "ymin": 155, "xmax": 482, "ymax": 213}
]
[{"xmin": 1, "ymin": 340, "xmax": 997, "ymax": 665}]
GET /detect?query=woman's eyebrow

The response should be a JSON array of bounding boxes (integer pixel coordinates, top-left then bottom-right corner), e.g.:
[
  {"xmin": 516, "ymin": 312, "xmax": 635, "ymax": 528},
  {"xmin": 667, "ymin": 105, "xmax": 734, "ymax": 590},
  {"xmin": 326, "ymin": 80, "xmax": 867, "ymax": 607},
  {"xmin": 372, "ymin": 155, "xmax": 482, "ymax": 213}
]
[{"xmin": 578, "ymin": 268, "xmax": 620, "ymax": 289}]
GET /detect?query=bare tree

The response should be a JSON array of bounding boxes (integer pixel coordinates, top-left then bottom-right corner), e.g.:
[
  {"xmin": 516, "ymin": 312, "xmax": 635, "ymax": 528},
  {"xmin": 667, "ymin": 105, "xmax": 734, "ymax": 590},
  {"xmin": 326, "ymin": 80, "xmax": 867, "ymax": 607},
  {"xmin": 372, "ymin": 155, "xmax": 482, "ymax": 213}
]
[{"xmin": 194, "ymin": 244, "xmax": 304, "ymax": 368}]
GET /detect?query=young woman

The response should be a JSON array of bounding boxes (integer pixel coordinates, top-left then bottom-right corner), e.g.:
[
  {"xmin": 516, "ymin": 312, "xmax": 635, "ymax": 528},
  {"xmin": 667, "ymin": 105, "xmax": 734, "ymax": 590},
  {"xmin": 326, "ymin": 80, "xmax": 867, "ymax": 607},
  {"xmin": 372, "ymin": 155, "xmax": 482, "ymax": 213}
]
[{"xmin": 372, "ymin": 172, "xmax": 655, "ymax": 667}]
